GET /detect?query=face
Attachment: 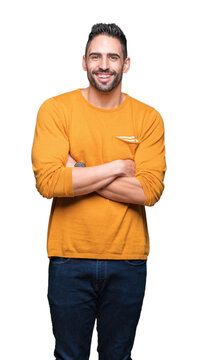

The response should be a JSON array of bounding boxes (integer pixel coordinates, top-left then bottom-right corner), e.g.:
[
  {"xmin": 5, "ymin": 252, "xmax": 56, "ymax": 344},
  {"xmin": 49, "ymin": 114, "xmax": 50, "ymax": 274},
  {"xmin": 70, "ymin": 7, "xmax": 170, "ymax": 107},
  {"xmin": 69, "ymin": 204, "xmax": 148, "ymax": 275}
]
[{"xmin": 83, "ymin": 35, "xmax": 130, "ymax": 92}]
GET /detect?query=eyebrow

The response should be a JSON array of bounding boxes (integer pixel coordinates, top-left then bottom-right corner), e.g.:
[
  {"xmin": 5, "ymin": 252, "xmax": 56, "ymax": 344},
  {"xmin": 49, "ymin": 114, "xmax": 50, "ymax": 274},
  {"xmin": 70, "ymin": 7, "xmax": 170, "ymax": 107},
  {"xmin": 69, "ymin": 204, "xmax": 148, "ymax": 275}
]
[{"xmin": 88, "ymin": 52, "xmax": 121, "ymax": 58}]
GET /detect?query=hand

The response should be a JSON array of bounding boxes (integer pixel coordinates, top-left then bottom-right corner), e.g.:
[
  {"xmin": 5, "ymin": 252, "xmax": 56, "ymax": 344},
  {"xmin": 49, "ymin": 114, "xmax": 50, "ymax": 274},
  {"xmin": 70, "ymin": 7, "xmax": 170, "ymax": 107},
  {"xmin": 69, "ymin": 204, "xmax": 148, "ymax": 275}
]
[
  {"xmin": 119, "ymin": 159, "xmax": 136, "ymax": 177},
  {"xmin": 66, "ymin": 152, "xmax": 77, "ymax": 167}
]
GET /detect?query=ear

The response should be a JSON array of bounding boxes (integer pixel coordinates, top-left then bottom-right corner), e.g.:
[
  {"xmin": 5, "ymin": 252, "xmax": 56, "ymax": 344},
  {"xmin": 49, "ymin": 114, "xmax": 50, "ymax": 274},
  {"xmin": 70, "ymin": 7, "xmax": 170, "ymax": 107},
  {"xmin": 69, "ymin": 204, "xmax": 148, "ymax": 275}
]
[
  {"xmin": 82, "ymin": 55, "xmax": 87, "ymax": 71},
  {"xmin": 122, "ymin": 57, "xmax": 131, "ymax": 74}
]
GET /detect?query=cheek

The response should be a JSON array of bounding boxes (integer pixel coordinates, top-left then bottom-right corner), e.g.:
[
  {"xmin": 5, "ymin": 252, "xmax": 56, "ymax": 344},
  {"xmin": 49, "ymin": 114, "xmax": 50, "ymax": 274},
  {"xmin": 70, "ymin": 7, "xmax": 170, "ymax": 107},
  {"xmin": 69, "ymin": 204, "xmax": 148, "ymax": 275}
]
[
  {"xmin": 87, "ymin": 64, "xmax": 96, "ymax": 74},
  {"xmin": 113, "ymin": 63, "xmax": 123, "ymax": 73}
]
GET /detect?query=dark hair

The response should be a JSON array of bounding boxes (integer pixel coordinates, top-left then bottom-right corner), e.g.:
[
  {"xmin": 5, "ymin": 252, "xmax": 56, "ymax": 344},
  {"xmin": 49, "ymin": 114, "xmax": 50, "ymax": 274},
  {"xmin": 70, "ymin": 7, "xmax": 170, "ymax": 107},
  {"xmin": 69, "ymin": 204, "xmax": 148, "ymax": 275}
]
[{"xmin": 85, "ymin": 23, "xmax": 127, "ymax": 60}]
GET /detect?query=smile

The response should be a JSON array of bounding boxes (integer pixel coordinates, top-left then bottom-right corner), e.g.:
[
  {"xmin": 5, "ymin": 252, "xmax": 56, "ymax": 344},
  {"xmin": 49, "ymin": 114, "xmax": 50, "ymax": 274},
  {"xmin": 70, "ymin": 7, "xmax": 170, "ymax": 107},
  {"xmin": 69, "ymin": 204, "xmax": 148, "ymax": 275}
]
[{"xmin": 94, "ymin": 73, "xmax": 113, "ymax": 82}]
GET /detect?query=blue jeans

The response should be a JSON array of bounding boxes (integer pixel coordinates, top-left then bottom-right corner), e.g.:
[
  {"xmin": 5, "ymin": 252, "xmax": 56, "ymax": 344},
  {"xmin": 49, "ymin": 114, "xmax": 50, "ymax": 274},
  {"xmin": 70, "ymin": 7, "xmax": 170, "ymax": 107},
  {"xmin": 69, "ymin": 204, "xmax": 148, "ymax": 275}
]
[{"xmin": 47, "ymin": 257, "xmax": 147, "ymax": 360}]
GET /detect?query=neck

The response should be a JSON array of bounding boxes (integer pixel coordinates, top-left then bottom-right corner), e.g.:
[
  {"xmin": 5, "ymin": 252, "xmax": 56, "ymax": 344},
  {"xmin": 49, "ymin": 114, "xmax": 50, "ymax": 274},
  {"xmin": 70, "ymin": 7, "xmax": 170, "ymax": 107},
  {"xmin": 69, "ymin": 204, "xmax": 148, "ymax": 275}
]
[{"xmin": 81, "ymin": 84, "xmax": 126, "ymax": 110}]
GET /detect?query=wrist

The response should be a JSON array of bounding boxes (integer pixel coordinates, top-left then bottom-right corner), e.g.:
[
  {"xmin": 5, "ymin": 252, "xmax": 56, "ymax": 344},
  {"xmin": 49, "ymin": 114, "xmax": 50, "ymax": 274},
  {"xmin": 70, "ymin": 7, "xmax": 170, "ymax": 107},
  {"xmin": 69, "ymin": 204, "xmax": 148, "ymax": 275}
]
[{"xmin": 111, "ymin": 160, "xmax": 124, "ymax": 177}]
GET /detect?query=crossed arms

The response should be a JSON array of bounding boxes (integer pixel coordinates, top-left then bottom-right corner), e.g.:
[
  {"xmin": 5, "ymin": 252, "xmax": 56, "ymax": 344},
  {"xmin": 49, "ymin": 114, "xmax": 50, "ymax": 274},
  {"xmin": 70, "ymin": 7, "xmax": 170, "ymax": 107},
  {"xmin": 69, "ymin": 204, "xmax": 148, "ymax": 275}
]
[
  {"xmin": 66, "ymin": 153, "xmax": 146, "ymax": 205},
  {"xmin": 31, "ymin": 98, "xmax": 166, "ymax": 207}
]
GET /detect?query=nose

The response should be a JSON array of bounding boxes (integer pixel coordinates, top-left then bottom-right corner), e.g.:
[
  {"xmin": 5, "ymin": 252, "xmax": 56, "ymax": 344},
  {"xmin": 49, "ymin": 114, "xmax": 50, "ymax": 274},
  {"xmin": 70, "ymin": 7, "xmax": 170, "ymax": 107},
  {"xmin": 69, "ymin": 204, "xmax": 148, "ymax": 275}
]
[{"xmin": 99, "ymin": 56, "xmax": 109, "ymax": 70}]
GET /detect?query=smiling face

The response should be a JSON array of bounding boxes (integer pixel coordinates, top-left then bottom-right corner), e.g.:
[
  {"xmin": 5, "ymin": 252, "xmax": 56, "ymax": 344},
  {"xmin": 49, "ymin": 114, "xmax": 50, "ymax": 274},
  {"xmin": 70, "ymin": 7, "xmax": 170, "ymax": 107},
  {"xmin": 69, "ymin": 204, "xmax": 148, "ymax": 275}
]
[{"xmin": 82, "ymin": 35, "xmax": 130, "ymax": 93}]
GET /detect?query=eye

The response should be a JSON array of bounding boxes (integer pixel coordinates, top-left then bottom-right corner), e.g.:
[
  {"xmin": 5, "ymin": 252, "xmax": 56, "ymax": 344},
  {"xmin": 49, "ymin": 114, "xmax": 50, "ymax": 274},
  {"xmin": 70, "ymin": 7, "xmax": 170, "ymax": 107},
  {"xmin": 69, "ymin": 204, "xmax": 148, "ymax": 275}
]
[
  {"xmin": 110, "ymin": 56, "xmax": 118, "ymax": 60},
  {"xmin": 91, "ymin": 55, "xmax": 99, "ymax": 60}
]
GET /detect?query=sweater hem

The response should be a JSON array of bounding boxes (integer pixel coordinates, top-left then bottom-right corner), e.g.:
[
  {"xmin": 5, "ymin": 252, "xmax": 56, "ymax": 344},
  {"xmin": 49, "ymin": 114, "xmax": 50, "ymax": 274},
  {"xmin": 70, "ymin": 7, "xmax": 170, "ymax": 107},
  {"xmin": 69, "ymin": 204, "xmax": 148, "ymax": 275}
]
[{"xmin": 47, "ymin": 251, "xmax": 148, "ymax": 260}]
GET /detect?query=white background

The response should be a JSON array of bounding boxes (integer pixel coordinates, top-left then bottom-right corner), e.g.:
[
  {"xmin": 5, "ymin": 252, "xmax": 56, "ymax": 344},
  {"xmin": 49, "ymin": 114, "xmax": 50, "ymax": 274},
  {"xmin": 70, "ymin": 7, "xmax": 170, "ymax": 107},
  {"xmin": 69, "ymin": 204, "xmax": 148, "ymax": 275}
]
[{"xmin": 1, "ymin": 0, "xmax": 197, "ymax": 359}]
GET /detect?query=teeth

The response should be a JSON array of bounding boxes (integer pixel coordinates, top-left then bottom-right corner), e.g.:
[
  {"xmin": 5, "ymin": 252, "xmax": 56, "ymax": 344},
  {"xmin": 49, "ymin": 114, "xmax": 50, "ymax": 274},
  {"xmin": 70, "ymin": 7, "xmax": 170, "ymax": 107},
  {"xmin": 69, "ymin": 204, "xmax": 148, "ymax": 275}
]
[{"xmin": 97, "ymin": 74, "xmax": 111, "ymax": 78}]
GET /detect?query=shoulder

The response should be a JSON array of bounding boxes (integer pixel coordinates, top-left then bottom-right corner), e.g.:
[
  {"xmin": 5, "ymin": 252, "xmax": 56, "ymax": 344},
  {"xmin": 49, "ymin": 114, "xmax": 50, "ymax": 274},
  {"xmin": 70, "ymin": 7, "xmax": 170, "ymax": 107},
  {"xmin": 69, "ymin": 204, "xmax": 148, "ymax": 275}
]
[
  {"xmin": 53, "ymin": 88, "xmax": 80, "ymax": 105},
  {"xmin": 38, "ymin": 88, "xmax": 79, "ymax": 112},
  {"xmin": 128, "ymin": 94, "xmax": 163, "ymax": 120},
  {"xmin": 126, "ymin": 94, "xmax": 165, "ymax": 139},
  {"xmin": 127, "ymin": 94, "xmax": 156, "ymax": 115}
]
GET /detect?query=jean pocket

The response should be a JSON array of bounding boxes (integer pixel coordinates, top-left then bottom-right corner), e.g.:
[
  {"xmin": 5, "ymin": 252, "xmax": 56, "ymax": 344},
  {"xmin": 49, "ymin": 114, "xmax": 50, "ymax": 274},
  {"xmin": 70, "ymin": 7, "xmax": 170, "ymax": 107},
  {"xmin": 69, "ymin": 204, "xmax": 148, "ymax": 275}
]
[
  {"xmin": 49, "ymin": 256, "xmax": 71, "ymax": 264},
  {"xmin": 124, "ymin": 259, "xmax": 147, "ymax": 266}
]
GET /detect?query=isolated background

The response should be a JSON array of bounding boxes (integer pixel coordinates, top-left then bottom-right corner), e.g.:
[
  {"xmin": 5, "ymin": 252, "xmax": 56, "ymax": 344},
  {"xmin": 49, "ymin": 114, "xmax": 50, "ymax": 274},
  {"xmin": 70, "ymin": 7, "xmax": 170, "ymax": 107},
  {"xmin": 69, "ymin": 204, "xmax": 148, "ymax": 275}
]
[{"xmin": 1, "ymin": 0, "xmax": 197, "ymax": 359}]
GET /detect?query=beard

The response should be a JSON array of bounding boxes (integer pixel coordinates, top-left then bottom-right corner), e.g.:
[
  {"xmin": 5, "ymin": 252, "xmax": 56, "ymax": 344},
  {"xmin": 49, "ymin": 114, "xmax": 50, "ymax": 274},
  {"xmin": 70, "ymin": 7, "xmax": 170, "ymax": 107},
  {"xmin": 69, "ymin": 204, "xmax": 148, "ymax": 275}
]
[{"xmin": 86, "ymin": 64, "xmax": 124, "ymax": 93}]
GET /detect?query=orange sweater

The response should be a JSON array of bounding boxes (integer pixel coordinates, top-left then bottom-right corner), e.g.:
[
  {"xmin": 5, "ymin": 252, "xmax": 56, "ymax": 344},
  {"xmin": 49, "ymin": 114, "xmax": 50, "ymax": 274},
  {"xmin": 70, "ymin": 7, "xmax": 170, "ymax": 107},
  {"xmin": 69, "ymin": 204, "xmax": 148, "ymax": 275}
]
[{"xmin": 31, "ymin": 88, "xmax": 166, "ymax": 259}]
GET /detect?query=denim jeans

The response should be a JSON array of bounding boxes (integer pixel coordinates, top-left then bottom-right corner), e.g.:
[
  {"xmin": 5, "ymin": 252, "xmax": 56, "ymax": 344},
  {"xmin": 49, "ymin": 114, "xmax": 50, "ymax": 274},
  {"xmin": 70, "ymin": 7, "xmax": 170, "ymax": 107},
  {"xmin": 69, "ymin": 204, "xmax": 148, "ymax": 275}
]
[{"xmin": 47, "ymin": 257, "xmax": 147, "ymax": 360}]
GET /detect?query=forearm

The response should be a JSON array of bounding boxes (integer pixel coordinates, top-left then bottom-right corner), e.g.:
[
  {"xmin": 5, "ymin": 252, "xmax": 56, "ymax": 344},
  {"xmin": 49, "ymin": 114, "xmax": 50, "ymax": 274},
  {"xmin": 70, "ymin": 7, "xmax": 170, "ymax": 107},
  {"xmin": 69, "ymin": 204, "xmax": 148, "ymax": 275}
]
[
  {"xmin": 96, "ymin": 176, "xmax": 146, "ymax": 205},
  {"xmin": 72, "ymin": 161, "xmax": 123, "ymax": 196}
]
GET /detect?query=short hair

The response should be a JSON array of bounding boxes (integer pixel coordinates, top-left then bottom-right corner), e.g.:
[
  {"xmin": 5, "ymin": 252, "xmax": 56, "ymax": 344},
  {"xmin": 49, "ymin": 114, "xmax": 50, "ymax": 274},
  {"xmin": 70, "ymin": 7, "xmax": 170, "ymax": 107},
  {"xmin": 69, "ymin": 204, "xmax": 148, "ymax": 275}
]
[{"xmin": 85, "ymin": 23, "xmax": 128, "ymax": 60}]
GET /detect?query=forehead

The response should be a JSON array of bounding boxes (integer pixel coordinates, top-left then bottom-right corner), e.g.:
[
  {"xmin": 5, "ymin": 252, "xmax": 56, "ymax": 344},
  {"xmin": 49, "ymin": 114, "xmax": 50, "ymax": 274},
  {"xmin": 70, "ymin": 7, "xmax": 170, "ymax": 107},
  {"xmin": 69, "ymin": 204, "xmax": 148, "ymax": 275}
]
[{"xmin": 88, "ymin": 35, "xmax": 122, "ymax": 56}]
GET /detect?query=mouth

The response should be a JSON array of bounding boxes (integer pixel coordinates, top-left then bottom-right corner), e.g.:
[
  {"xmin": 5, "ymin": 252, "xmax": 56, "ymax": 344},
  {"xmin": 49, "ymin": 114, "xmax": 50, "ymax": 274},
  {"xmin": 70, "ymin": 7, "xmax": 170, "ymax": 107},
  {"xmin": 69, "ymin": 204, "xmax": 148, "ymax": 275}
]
[{"xmin": 94, "ymin": 72, "xmax": 114, "ymax": 82}]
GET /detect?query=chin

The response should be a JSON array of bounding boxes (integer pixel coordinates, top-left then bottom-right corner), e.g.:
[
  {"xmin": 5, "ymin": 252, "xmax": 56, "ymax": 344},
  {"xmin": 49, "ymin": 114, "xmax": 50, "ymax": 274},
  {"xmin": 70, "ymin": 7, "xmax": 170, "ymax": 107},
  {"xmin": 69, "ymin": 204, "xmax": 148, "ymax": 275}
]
[{"xmin": 94, "ymin": 82, "xmax": 119, "ymax": 93}]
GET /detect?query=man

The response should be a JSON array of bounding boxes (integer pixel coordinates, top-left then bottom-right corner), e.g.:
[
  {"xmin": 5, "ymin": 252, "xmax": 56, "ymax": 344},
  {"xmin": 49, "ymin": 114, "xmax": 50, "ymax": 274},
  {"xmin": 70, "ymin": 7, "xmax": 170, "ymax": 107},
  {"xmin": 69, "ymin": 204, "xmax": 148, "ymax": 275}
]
[{"xmin": 31, "ymin": 23, "xmax": 166, "ymax": 360}]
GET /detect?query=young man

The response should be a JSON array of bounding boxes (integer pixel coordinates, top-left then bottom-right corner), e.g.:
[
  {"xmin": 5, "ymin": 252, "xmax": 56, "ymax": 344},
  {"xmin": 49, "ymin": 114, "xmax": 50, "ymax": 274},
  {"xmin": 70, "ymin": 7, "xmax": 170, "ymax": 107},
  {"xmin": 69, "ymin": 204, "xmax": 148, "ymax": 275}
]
[{"xmin": 31, "ymin": 23, "xmax": 166, "ymax": 360}]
